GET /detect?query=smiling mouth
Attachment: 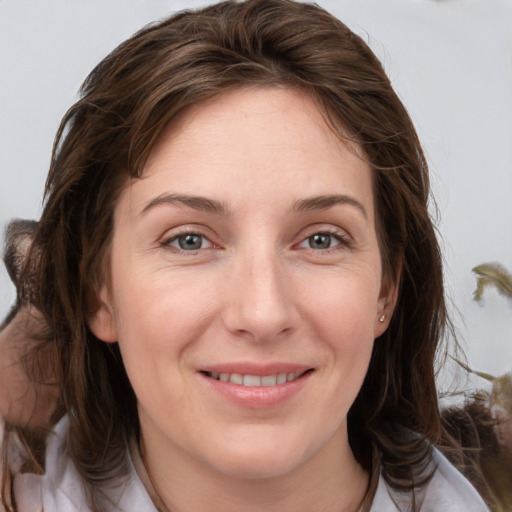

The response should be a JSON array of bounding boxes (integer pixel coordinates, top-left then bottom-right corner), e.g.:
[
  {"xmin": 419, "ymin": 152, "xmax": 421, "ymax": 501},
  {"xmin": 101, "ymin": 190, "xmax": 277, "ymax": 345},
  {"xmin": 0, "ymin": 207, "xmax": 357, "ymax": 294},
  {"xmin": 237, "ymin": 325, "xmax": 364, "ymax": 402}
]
[{"xmin": 202, "ymin": 369, "xmax": 313, "ymax": 387}]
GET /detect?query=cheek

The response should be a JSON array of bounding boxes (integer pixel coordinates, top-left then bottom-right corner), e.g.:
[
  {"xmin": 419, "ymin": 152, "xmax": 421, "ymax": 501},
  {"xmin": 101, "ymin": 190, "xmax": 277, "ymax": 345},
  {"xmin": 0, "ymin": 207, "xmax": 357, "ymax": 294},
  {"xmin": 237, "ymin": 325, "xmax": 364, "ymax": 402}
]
[
  {"xmin": 297, "ymin": 270, "xmax": 379, "ymax": 403},
  {"xmin": 108, "ymin": 267, "xmax": 220, "ymax": 389},
  {"xmin": 298, "ymin": 269, "xmax": 380, "ymax": 345},
  {"xmin": 115, "ymin": 279, "xmax": 214, "ymax": 340}
]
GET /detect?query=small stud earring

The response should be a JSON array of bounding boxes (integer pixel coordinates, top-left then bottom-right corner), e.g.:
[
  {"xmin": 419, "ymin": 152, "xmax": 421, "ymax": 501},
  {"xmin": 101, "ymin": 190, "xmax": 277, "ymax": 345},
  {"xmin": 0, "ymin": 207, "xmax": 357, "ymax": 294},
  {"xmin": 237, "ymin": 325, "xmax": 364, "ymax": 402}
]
[{"xmin": 378, "ymin": 314, "xmax": 386, "ymax": 323}]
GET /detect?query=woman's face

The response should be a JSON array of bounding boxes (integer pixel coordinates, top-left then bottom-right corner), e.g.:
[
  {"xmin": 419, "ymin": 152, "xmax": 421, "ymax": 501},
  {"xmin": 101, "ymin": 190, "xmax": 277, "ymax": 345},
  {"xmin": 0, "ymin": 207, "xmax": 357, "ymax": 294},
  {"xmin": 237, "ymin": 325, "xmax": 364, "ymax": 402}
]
[{"xmin": 91, "ymin": 86, "xmax": 396, "ymax": 481}]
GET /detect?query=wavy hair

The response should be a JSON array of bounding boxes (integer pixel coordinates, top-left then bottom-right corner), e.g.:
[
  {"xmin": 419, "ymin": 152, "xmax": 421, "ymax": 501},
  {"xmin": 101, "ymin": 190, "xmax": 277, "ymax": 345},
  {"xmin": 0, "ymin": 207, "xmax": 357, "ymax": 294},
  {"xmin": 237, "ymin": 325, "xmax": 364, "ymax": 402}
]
[{"xmin": 3, "ymin": 0, "xmax": 455, "ymax": 508}]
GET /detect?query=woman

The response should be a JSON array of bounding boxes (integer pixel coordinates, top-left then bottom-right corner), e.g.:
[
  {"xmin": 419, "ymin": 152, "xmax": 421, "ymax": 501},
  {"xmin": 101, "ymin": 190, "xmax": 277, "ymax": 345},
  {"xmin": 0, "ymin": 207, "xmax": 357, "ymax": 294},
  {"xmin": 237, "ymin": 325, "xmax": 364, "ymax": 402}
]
[{"xmin": 0, "ymin": 0, "xmax": 489, "ymax": 510}]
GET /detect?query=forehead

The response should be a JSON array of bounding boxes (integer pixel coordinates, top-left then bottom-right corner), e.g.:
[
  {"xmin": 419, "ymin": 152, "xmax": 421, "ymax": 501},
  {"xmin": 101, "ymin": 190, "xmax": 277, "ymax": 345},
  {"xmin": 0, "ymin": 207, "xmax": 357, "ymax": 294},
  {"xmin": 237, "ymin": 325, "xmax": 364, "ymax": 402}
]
[
  {"xmin": 146, "ymin": 86, "xmax": 368, "ymax": 178},
  {"xmin": 121, "ymin": 86, "xmax": 374, "ymax": 219}
]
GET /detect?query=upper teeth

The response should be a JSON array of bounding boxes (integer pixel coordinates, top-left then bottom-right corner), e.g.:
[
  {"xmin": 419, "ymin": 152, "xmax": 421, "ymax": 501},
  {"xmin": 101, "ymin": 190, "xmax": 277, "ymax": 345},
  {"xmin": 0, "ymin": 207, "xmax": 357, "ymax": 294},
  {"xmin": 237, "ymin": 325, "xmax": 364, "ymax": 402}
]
[{"xmin": 207, "ymin": 372, "xmax": 302, "ymax": 386}]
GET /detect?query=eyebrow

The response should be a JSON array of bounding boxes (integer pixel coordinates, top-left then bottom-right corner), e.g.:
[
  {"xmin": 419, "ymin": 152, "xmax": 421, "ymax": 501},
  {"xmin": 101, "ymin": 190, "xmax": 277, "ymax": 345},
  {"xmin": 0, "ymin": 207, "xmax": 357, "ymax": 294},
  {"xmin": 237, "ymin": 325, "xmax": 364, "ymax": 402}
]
[
  {"xmin": 292, "ymin": 194, "xmax": 368, "ymax": 219},
  {"xmin": 141, "ymin": 193, "xmax": 230, "ymax": 216},
  {"xmin": 140, "ymin": 192, "xmax": 367, "ymax": 219}
]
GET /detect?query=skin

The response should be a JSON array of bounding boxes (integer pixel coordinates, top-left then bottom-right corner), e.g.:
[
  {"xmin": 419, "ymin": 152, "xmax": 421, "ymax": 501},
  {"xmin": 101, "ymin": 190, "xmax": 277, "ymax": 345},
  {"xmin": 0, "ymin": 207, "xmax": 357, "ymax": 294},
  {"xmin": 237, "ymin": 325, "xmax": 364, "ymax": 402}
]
[
  {"xmin": 0, "ymin": 306, "xmax": 58, "ymax": 427},
  {"xmin": 90, "ymin": 86, "xmax": 398, "ymax": 512},
  {"xmin": 0, "ymin": 226, "xmax": 58, "ymax": 427}
]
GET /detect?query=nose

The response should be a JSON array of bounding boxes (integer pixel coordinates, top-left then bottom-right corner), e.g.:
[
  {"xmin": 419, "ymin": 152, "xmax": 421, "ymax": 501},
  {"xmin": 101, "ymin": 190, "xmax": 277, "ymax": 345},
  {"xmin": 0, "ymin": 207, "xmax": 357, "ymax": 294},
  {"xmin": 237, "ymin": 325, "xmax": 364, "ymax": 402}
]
[{"xmin": 221, "ymin": 247, "xmax": 297, "ymax": 343}]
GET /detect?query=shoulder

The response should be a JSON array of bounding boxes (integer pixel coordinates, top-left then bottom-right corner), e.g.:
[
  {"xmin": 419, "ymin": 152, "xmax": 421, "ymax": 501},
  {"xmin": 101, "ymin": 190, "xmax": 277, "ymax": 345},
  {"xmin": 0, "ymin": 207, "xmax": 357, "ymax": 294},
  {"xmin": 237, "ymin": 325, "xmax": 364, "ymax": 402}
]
[
  {"xmin": 10, "ymin": 416, "xmax": 157, "ymax": 512},
  {"xmin": 423, "ymin": 448, "xmax": 489, "ymax": 510},
  {"xmin": 0, "ymin": 415, "xmax": 42, "ymax": 512},
  {"xmin": 370, "ymin": 447, "xmax": 489, "ymax": 512},
  {"xmin": 8, "ymin": 417, "xmax": 87, "ymax": 511}
]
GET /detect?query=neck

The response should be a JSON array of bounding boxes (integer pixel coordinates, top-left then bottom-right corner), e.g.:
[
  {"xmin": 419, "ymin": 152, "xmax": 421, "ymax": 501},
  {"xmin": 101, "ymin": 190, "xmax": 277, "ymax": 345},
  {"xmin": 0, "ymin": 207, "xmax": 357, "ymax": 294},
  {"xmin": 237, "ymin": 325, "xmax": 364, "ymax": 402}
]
[{"xmin": 138, "ymin": 423, "xmax": 369, "ymax": 512}]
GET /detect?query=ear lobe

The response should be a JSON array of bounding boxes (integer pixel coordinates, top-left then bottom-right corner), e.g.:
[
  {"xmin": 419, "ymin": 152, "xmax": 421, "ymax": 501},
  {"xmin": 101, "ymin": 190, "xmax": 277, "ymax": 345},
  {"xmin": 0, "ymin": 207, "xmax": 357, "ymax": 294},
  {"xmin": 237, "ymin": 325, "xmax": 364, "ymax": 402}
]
[
  {"xmin": 374, "ymin": 272, "xmax": 400, "ymax": 338},
  {"xmin": 88, "ymin": 286, "xmax": 118, "ymax": 343}
]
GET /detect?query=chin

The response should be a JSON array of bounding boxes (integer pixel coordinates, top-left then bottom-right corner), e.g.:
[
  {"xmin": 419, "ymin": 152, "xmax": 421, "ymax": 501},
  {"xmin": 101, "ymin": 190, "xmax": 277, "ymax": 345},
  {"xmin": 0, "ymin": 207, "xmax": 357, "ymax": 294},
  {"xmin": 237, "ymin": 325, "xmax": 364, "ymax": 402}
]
[
  {"xmin": 215, "ymin": 452, "xmax": 305, "ymax": 481},
  {"xmin": 203, "ymin": 429, "xmax": 313, "ymax": 481}
]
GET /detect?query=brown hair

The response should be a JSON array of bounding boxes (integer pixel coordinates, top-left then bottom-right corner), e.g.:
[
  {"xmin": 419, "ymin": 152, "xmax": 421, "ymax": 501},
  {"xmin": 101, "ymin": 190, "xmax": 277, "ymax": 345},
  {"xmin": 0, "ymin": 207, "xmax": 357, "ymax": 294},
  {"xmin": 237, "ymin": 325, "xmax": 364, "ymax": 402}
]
[{"xmin": 4, "ymin": 0, "xmax": 454, "ymax": 507}]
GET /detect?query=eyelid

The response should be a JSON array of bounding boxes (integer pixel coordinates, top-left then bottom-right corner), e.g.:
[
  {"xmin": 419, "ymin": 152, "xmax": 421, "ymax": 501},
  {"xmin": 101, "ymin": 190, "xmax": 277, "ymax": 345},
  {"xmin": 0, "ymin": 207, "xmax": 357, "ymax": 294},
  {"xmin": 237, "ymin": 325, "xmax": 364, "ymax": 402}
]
[
  {"xmin": 160, "ymin": 225, "xmax": 220, "ymax": 254},
  {"xmin": 168, "ymin": 234, "xmax": 213, "ymax": 251},
  {"xmin": 295, "ymin": 225, "xmax": 353, "ymax": 251}
]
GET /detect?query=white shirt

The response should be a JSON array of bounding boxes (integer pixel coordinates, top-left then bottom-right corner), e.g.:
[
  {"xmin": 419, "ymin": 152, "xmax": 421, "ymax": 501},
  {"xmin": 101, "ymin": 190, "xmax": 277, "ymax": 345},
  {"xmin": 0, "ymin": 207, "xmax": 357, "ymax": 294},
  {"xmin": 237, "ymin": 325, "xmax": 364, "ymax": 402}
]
[{"xmin": 11, "ymin": 417, "xmax": 489, "ymax": 512}]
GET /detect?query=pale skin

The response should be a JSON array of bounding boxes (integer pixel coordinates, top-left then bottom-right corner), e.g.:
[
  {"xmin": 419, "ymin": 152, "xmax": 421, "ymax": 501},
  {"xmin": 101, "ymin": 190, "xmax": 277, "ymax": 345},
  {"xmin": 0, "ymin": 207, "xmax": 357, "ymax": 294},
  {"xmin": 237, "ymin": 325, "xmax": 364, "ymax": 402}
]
[{"xmin": 89, "ymin": 86, "xmax": 399, "ymax": 512}]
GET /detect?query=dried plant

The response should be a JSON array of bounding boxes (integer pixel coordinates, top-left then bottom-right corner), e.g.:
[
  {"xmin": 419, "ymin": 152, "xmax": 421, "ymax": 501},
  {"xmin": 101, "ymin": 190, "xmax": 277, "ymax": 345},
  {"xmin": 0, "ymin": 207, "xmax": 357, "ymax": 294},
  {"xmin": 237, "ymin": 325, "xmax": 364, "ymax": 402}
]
[
  {"xmin": 472, "ymin": 263, "xmax": 512, "ymax": 303},
  {"xmin": 440, "ymin": 263, "xmax": 512, "ymax": 511}
]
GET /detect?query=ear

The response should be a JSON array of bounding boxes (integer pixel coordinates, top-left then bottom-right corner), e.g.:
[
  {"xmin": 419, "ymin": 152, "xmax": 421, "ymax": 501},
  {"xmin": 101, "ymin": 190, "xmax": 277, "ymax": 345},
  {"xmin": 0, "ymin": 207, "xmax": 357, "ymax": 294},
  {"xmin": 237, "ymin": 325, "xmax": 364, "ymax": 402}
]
[
  {"xmin": 88, "ymin": 285, "xmax": 118, "ymax": 343},
  {"xmin": 374, "ymin": 269, "xmax": 400, "ymax": 339}
]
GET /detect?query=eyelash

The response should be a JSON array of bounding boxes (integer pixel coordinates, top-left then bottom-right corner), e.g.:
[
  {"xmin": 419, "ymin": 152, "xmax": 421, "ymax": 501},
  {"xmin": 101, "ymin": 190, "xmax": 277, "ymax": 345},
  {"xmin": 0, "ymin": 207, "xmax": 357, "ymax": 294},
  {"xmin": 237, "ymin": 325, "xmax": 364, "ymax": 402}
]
[
  {"xmin": 161, "ymin": 227, "xmax": 352, "ymax": 255},
  {"xmin": 297, "ymin": 229, "xmax": 352, "ymax": 252},
  {"xmin": 161, "ymin": 230, "xmax": 214, "ymax": 253}
]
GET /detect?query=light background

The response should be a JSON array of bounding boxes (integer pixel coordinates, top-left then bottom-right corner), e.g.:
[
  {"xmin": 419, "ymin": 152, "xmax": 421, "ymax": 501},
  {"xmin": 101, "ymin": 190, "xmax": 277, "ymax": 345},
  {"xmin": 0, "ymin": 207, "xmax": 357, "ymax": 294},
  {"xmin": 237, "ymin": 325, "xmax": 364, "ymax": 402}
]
[{"xmin": 1, "ymin": 0, "xmax": 511, "ymax": 391}]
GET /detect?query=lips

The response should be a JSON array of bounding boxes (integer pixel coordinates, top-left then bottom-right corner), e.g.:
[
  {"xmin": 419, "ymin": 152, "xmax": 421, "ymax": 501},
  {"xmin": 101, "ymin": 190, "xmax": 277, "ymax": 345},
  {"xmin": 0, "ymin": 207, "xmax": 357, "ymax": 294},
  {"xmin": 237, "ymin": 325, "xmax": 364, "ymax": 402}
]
[{"xmin": 198, "ymin": 364, "xmax": 314, "ymax": 408}]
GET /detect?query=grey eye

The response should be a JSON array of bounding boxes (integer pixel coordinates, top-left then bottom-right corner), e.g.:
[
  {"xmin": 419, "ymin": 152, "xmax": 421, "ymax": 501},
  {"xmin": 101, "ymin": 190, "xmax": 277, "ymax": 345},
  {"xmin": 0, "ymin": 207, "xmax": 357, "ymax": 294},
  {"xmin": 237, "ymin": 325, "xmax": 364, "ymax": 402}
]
[
  {"xmin": 173, "ymin": 234, "xmax": 205, "ymax": 250},
  {"xmin": 307, "ymin": 233, "xmax": 334, "ymax": 250}
]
